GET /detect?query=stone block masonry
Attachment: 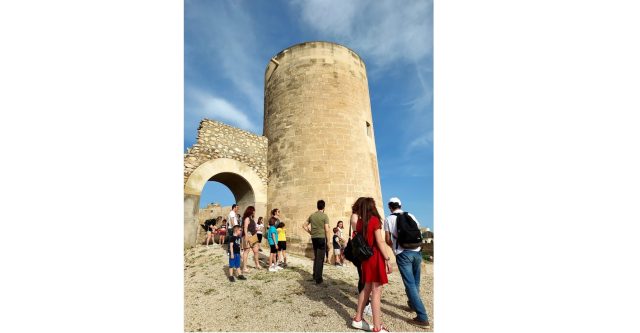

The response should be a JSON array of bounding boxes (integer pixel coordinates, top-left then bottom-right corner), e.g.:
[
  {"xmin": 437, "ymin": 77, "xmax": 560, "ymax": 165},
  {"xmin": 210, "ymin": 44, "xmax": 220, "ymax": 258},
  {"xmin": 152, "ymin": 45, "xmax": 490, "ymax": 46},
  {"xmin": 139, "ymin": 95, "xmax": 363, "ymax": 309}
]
[
  {"xmin": 184, "ymin": 120, "xmax": 268, "ymax": 186},
  {"xmin": 184, "ymin": 42, "xmax": 386, "ymax": 261}
]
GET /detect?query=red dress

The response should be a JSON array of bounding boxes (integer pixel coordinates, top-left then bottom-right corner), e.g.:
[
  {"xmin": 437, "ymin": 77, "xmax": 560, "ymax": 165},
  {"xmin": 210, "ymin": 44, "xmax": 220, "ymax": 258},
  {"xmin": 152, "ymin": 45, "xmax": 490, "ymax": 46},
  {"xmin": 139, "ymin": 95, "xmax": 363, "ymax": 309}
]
[{"xmin": 356, "ymin": 215, "xmax": 388, "ymax": 284}]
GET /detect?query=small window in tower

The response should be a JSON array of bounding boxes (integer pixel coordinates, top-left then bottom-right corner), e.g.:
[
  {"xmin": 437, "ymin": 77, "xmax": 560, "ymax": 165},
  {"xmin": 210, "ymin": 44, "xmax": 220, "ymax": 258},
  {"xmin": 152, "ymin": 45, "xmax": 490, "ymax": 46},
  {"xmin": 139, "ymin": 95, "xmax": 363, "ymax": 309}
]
[{"xmin": 366, "ymin": 121, "xmax": 372, "ymax": 137}]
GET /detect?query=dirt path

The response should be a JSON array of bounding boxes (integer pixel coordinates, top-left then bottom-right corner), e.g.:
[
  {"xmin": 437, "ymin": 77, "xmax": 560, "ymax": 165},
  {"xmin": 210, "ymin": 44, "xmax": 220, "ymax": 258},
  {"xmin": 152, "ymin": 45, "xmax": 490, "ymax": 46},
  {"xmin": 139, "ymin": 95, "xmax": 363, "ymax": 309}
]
[{"xmin": 184, "ymin": 243, "xmax": 433, "ymax": 332}]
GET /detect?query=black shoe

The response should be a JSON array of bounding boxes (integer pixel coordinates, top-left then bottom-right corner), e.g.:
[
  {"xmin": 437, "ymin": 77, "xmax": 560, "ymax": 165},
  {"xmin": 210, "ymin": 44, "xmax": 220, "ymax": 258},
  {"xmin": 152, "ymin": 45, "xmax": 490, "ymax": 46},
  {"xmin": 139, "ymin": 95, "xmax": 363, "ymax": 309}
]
[
  {"xmin": 228, "ymin": 276, "xmax": 235, "ymax": 282},
  {"xmin": 315, "ymin": 279, "xmax": 323, "ymax": 285},
  {"xmin": 238, "ymin": 275, "xmax": 247, "ymax": 280},
  {"xmin": 408, "ymin": 317, "xmax": 430, "ymax": 327}
]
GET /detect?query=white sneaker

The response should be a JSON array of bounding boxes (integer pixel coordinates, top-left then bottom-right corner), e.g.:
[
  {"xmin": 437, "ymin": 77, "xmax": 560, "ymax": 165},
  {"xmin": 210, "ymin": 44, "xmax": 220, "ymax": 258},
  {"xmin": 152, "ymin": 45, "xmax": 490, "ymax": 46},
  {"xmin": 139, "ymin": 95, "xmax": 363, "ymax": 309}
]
[
  {"xmin": 268, "ymin": 266, "xmax": 277, "ymax": 272},
  {"xmin": 275, "ymin": 265, "xmax": 283, "ymax": 270},
  {"xmin": 363, "ymin": 303, "xmax": 372, "ymax": 316},
  {"xmin": 351, "ymin": 318, "xmax": 372, "ymax": 331}
]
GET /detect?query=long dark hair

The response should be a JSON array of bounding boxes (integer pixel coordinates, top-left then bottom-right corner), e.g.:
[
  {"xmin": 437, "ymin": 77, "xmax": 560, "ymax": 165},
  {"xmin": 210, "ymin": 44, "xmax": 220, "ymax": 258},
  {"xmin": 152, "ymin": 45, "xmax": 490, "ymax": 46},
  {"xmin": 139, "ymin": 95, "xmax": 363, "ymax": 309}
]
[
  {"xmin": 356, "ymin": 197, "xmax": 382, "ymax": 235},
  {"xmin": 242, "ymin": 206, "xmax": 255, "ymax": 221},
  {"xmin": 257, "ymin": 216, "xmax": 263, "ymax": 225},
  {"xmin": 351, "ymin": 197, "xmax": 366, "ymax": 214}
]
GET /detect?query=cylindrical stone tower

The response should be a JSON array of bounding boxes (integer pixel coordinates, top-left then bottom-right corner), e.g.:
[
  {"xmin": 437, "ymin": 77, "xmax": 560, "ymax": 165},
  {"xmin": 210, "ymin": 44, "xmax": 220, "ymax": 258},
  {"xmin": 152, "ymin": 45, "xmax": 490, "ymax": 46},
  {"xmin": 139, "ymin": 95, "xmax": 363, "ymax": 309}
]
[{"xmin": 263, "ymin": 41, "xmax": 383, "ymax": 257}]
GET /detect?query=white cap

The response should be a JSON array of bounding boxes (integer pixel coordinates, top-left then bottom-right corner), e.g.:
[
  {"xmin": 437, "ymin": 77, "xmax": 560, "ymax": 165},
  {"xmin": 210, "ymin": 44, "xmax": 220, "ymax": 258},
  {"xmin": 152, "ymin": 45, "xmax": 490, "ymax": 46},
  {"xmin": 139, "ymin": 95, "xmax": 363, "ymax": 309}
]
[{"xmin": 389, "ymin": 197, "xmax": 402, "ymax": 205}]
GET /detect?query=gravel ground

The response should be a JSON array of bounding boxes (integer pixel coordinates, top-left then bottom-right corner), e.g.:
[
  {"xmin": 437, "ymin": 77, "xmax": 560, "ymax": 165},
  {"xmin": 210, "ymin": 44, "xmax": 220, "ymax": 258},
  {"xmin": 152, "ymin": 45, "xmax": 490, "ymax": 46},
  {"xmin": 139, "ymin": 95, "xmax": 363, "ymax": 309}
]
[{"xmin": 184, "ymin": 243, "xmax": 433, "ymax": 332}]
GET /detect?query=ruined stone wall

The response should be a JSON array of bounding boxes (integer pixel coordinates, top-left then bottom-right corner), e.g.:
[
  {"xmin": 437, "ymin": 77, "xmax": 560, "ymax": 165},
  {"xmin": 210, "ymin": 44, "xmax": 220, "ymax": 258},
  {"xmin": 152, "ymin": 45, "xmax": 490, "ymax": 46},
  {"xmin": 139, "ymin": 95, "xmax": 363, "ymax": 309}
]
[
  {"xmin": 263, "ymin": 41, "xmax": 384, "ymax": 257},
  {"xmin": 184, "ymin": 119, "xmax": 268, "ymax": 186}
]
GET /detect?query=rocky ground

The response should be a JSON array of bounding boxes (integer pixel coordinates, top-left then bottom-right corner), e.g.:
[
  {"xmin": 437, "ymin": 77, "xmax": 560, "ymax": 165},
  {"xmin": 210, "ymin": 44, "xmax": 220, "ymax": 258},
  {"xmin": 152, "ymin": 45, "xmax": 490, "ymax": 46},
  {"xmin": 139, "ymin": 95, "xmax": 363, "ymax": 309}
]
[{"xmin": 184, "ymin": 243, "xmax": 433, "ymax": 332}]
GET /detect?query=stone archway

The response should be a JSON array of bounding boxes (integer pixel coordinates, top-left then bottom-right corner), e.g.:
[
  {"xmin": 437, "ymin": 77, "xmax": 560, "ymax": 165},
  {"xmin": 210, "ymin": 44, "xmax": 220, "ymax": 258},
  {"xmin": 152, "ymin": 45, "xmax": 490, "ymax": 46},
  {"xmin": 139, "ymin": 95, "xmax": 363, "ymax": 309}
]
[{"xmin": 184, "ymin": 158, "xmax": 267, "ymax": 248}]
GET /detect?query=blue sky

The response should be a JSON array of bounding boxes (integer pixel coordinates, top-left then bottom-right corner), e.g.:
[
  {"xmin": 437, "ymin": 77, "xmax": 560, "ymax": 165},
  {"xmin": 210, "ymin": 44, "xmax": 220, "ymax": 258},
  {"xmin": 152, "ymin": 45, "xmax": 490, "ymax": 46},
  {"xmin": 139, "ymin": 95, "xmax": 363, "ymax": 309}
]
[{"xmin": 185, "ymin": 0, "xmax": 433, "ymax": 230}]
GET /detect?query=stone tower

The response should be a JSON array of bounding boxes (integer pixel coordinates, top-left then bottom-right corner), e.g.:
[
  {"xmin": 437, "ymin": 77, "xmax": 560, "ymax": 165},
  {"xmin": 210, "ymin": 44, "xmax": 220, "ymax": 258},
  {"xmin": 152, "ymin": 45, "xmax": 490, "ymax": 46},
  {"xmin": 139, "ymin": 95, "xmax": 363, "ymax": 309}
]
[{"xmin": 263, "ymin": 41, "xmax": 383, "ymax": 256}]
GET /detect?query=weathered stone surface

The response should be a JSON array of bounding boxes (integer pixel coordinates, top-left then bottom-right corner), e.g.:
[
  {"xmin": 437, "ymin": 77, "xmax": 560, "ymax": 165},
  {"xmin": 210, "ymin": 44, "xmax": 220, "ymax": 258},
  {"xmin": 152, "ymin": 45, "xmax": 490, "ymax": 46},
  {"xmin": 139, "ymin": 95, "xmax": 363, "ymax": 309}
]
[
  {"xmin": 263, "ymin": 42, "xmax": 384, "ymax": 256},
  {"xmin": 183, "ymin": 120, "xmax": 268, "ymax": 186},
  {"xmin": 184, "ymin": 42, "xmax": 384, "ymax": 260}
]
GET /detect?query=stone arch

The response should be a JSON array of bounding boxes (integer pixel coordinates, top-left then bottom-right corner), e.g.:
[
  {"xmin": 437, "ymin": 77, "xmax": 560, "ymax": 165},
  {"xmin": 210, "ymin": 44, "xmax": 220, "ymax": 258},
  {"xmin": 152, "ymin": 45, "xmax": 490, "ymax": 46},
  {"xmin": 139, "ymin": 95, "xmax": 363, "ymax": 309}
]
[{"xmin": 184, "ymin": 158, "xmax": 267, "ymax": 248}]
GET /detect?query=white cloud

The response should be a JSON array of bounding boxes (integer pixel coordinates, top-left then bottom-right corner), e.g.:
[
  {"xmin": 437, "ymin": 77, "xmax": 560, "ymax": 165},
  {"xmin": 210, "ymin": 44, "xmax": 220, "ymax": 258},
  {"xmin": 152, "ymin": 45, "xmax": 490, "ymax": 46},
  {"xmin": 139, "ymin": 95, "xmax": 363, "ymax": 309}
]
[
  {"xmin": 291, "ymin": 0, "xmax": 433, "ymax": 67},
  {"xmin": 407, "ymin": 131, "xmax": 433, "ymax": 152},
  {"xmin": 185, "ymin": 1, "xmax": 263, "ymax": 114},
  {"xmin": 189, "ymin": 88, "xmax": 256, "ymax": 133}
]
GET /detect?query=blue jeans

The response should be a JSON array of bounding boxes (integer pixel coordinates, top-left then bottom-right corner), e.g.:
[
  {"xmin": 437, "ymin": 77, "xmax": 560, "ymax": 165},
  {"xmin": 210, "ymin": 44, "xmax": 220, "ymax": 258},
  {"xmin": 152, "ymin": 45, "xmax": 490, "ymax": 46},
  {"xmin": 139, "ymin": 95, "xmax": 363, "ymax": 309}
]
[{"xmin": 396, "ymin": 250, "xmax": 428, "ymax": 321}]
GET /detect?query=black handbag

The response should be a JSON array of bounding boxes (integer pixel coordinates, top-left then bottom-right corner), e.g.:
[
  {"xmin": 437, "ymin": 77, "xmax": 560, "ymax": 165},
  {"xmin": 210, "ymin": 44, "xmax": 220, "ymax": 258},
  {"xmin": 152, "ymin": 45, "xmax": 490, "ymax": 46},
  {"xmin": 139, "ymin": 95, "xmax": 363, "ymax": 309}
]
[
  {"xmin": 344, "ymin": 222, "xmax": 357, "ymax": 263},
  {"xmin": 351, "ymin": 232, "xmax": 374, "ymax": 262}
]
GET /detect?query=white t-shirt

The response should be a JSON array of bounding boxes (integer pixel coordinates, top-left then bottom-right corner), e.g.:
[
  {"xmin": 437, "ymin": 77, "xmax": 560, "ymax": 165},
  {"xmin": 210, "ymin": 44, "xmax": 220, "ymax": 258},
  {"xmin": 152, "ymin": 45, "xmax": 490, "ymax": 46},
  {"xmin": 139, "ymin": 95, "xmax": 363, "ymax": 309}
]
[
  {"xmin": 384, "ymin": 209, "xmax": 421, "ymax": 255},
  {"xmin": 256, "ymin": 224, "xmax": 264, "ymax": 234},
  {"xmin": 228, "ymin": 210, "xmax": 238, "ymax": 227}
]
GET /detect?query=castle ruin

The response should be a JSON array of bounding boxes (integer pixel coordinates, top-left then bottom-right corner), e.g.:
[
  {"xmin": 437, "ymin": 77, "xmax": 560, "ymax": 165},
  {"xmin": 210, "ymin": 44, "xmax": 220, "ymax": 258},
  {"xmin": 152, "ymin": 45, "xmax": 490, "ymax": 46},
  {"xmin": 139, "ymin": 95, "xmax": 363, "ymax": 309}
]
[{"xmin": 184, "ymin": 41, "xmax": 383, "ymax": 257}]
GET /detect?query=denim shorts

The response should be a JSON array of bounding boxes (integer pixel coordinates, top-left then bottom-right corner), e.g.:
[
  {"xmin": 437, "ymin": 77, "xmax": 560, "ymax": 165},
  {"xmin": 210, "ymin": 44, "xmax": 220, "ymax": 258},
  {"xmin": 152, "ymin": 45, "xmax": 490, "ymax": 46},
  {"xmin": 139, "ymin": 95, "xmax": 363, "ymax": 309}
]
[{"xmin": 229, "ymin": 254, "xmax": 241, "ymax": 268}]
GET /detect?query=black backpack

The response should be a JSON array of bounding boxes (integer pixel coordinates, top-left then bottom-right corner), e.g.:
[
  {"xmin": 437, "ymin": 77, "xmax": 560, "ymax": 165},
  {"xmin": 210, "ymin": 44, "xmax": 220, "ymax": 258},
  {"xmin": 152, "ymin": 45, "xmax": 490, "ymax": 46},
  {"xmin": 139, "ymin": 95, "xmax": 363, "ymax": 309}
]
[
  {"xmin": 203, "ymin": 219, "xmax": 214, "ymax": 231},
  {"xmin": 393, "ymin": 212, "xmax": 423, "ymax": 249}
]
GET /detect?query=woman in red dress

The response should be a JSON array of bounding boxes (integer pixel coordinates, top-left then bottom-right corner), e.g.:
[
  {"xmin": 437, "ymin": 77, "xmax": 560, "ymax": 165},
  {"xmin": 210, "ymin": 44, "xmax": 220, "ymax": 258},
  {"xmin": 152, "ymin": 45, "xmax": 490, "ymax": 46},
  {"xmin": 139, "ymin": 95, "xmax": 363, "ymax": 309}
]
[{"xmin": 351, "ymin": 197, "xmax": 393, "ymax": 333}]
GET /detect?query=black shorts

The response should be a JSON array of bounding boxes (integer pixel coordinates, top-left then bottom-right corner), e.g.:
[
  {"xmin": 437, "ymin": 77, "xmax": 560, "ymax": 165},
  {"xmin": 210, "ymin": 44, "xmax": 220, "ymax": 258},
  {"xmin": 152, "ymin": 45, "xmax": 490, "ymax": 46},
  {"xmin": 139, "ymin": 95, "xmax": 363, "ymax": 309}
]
[
  {"xmin": 277, "ymin": 241, "xmax": 286, "ymax": 251},
  {"xmin": 270, "ymin": 244, "xmax": 278, "ymax": 254}
]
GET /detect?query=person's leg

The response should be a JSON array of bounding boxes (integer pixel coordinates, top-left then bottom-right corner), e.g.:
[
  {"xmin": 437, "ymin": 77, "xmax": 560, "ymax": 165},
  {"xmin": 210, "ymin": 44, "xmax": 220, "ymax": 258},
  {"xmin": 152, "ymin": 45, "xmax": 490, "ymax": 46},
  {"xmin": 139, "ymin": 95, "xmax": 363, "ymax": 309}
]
[
  {"xmin": 397, "ymin": 252, "xmax": 428, "ymax": 321},
  {"xmin": 370, "ymin": 282, "xmax": 383, "ymax": 330},
  {"xmin": 314, "ymin": 238, "xmax": 326, "ymax": 282},
  {"xmin": 325, "ymin": 246, "xmax": 329, "ymax": 263},
  {"xmin": 408, "ymin": 251, "xmax": 428, "ymax": 321},
  {"xmin": 242, "ymin": 246, "xmax": 251, "ymax": 272},
  {"xmin": 283, "ymin": 249, "xmax": 287, "ymax": 264},
  {"xmin": 311, "ymin": 238, "xmax": 320, "ymax": 281},
  {"xmin": 252, "ymin": 245, "xmax": 260, "ymax": 269},
  {"xmin": 413, "ymin": 251, "xmax": 422, "ymax": 291},
  {"xmin": 354, "ymin": 282, "xmax": 373, "ymax": 322},
  {"xmin": 356, "ymin": 261, "xmax": 365, "ymax": 294}
]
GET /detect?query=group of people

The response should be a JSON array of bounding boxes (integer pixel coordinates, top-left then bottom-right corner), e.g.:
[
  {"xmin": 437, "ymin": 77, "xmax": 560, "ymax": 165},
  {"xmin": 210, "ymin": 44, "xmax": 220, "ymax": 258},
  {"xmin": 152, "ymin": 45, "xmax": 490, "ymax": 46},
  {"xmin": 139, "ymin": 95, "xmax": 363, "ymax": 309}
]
[
  {"xmin": 204, "ymin": 205, "xmax": 289, "ymax": 281},
  {"xmin": 303, "ymin": 197, "xmax": 430, "ymax": 332},
  {"xmin": 202, "ymin": 196, "xmax": 430, "ymax": 332}
]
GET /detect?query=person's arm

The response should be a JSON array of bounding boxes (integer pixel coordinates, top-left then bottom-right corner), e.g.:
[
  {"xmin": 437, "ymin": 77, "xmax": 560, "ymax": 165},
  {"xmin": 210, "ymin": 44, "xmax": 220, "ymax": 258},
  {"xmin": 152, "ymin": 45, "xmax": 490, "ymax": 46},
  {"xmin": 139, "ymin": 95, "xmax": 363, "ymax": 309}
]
[
  {"xmin": 229, "ymin": 238, "xmax": 235, "ymax": 258},
  {"xmin": 374, "ymin": 227, "xmax": 393, "ymax": 274},
  {"xmin": 243, "ymin": 217, "xmax": 249, "ymax": 236},
  {"xmin": 302, "ymin": 217, "xmax": 311, "ymax": 234},
  {"xmin": 272, "ymin": 229, "xmax": 278, "ymax": 249},
  {"xmin": 324, "ymin": 219, "xmax": 331, "ymax": 245},
  {"xmin": 350, "ymin": 213, "xmax": 358, "ymax": 234},
  {"xmin": 385, "ymin": 231, "xmax": 392, "ymax": 247},
  {"xmin": 384, "ymin": 218, "xmax": 393, "ymax": 247}
]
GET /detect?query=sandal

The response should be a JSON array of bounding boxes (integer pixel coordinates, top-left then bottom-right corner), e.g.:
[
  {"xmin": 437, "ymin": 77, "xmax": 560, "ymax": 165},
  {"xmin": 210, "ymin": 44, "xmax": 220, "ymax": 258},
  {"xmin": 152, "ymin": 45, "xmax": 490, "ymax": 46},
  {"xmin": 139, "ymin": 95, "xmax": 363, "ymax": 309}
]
[{"xmin": 372, "ymin": 325, "xmax": 389, "ymax": 332}]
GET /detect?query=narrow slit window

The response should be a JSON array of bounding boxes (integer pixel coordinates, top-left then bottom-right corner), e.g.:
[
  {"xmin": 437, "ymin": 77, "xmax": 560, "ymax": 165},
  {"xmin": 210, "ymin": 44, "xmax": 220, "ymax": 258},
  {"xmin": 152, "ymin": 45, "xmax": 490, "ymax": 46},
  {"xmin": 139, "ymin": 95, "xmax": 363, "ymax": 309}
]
[{"xmin": 366, "ymin": 121, "xmax": 372, "ymax": 137}]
